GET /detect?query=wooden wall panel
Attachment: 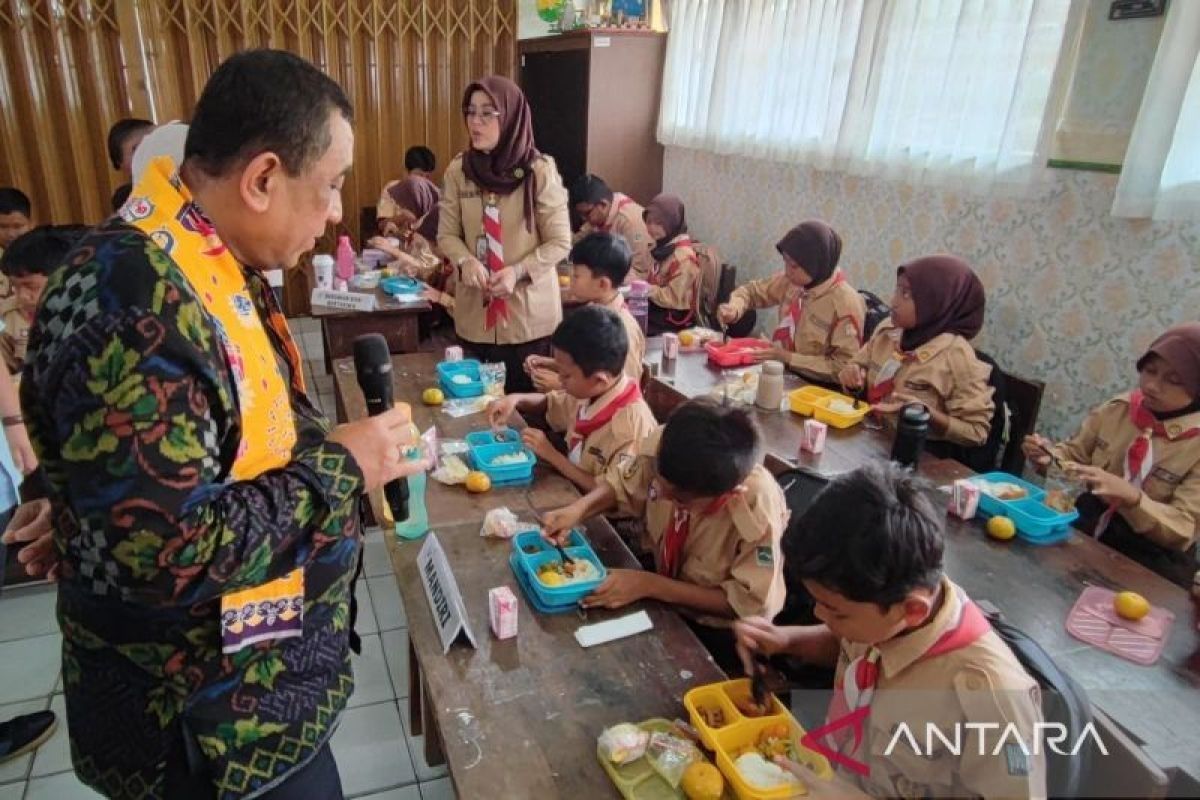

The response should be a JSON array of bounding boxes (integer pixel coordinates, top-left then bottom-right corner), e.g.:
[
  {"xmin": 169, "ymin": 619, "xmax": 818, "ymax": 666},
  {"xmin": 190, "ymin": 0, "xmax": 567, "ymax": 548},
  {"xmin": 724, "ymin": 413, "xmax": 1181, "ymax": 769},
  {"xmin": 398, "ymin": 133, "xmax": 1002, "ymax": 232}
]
[{"xmin": 0, "ymin": 0, "xmax": 517, "ymax": 229}]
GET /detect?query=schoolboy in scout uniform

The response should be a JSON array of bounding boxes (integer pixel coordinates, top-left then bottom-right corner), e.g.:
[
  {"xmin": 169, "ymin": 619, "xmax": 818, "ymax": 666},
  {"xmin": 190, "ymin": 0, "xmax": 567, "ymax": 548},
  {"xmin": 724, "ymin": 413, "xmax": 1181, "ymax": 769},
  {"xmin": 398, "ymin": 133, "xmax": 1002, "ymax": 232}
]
[
  {"xmin": 719, "ymin": 220, "xmax": 866, "ymax": 385},
  {"xmin": 541, "ymin": 398, "xmax": 788, "ymax": 634},
  {"xmin": 488, "ymin": 305, "xmax": 656, "ymax": 493},
  {"xmin": 734, "ymin": 463, "xmax": 1046, "ymax": 799},
  {"xmin": 524, "ymin": 232, "xmax": 646, "ymax": 392},
  {"xmin": 841, "ymin": 255, "xmax": 994, "ymax": 449},
  {"xmin": 1024, "ymin": 323, "xmax": 1200, "ymax": 588},
  {"xmin": 569, "ymin": 174, "xmax": 653, "ymax": 283}
]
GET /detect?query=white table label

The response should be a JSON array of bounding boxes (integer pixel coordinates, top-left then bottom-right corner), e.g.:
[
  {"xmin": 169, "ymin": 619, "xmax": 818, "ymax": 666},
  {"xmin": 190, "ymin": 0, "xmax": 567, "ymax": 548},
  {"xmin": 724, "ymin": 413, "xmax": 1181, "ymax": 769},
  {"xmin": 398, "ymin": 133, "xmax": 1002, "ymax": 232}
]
[
  {"xmin": 417, "ymin": 533, "xmax": 478, "ymax": 654},
  {"xmin": 311, "ymin": 288, "xmax": 376, "ymax": 312}
]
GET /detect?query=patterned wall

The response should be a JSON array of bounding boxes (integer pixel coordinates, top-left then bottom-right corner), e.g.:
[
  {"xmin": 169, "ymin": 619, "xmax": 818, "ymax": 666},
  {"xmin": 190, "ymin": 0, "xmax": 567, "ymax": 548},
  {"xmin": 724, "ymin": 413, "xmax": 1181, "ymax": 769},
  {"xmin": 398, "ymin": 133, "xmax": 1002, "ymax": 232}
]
[{"xmin": 665, "ymin": 145, "xmax": 1200, "ymax": 440}]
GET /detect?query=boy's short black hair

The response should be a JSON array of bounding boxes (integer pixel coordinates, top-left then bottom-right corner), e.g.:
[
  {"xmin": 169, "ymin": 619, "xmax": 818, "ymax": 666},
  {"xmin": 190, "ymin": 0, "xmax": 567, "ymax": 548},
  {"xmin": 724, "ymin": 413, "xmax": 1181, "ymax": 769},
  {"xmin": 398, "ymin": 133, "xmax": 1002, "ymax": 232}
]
[
  {"xmin": 185, "ymin": 49, "xmax": 353, "ymax": 179},
  {"xmin": 569, "ymin": 231, "xmax": 632, "ymax": 287},
  {"xmin": 0, "ymin": 188, "xmax": 31, "ymax": 218},
  {"xmin": 658, "ymin": 398, "xmax": 760, "ymax": 497},
  {"xmin": 568, "ymin": 173, "xmax": 613, "ymax": 208},
  {"xmin": 106, "ymin": 118, "xmax": 154, "ymax": 170},
  {"xmin": 551, "ymin": 304, "xmax": 628, "ymax": 377},
  {"xmin": 785, "ymin": 462, "xmax": 944, "ymax": 608},
  {"xmin": 404, "ymin": 145, "xmax": 436, "ymax": 173},
  {"xmin": 0, "ymin": 225, "xmax": 89, "ymax": 278}
]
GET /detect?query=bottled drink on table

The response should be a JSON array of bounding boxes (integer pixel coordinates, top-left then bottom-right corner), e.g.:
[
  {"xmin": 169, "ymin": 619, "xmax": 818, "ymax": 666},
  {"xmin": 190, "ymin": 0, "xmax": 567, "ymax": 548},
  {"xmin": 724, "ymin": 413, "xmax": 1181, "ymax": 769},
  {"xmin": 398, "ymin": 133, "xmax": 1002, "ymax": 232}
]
[
  {"xmin": 335, "ymin": 234, "xmax": 356, "ymax": 285},
  {"xmin": 891, "ymin": 403, "xmax": 930, "ymax": 468},
  {"xmin": 627, "ymin": 280, "xmax": 650, "ymax": 334}
]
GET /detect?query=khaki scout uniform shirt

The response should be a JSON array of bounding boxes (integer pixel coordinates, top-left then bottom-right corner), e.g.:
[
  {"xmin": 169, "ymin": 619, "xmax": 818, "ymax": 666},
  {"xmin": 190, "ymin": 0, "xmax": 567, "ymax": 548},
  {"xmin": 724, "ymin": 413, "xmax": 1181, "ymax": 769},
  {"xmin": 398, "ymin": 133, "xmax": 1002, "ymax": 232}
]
[
  {"xmin": 544, "ymin": 378, "xmax": 658, "ymax": 477},
  {"xmin": 726, "ymin": 270, "xmax": 866, "ymax": 384},
  {"xmin": 0, "ymin": 304, "xmax": 31, "ymax": 375},
  {"xmin": 391, "ymin": 231, "xmax": 444, "ymax": 284},
  {"xmin": 854, "ymin": 322, "xmax": 994, "ymax": 447},
  {"xmin": 575, "ymin": 193, "xmax": 653, "ymax": 283},
  {"xmin": 1051, "ymin": 393, "xmax": 1200, "ymax": 552},
  {"xmin": 839, "ymin": 578, "xmax": 1046, "ymax": 799},
  {"xmin": 438, "ymin": 154, "xmax": 572, "ymax": 345},
  {"xmin": 603, "ymin": 293, "xmax": 646, "ymax": 382},
  {"xmin": 603, "ymin": 428, "xmax": 788, "ymax": 625},
  {"xmin": 648, "ymin": 236, "xmax": 701, "ymax": 313}
]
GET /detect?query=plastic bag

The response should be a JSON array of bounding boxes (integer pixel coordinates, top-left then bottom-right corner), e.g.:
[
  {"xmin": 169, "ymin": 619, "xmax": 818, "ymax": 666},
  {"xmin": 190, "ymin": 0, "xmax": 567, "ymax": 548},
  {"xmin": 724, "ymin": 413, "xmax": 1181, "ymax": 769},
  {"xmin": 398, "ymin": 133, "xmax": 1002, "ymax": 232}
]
[
  {"xmin": 598, "ymin": 723, "xmax": 649, "ymax": 766},
  {"xmin": 481, "ymin": 362, "xmax": 506, "ymax": 398},
  {"xmin": 479, "ymin": 507, "xmax": 537, "ymax": 539},
  {"xmin": 431, "ymin": 454, "xmax": 470, "ymax": 486},
  {"xmin": 645, "ymin": 731, "xmax": 702, "ymax": 788},
  {"xmin": 443, "ymin": 397, "xmax": 490, "ymax": 418}
]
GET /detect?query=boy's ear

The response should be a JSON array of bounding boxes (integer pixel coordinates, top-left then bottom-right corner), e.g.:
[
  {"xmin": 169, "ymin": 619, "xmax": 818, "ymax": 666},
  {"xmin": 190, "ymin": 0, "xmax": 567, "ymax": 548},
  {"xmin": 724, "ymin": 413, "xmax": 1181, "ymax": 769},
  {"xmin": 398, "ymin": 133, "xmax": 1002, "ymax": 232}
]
[{"xmin": 900, "ymin": 593, "xmax": 935, "ymax": 627}]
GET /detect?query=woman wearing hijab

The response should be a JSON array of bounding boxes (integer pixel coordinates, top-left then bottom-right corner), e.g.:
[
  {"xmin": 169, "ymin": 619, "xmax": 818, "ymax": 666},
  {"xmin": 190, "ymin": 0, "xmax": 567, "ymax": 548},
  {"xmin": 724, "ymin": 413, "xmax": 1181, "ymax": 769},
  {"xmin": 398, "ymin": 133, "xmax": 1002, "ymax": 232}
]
[
  {"xmin": 438, "ymin": 75, "xmax": 571, "ymax": 392},
  {"xmin": 1023, "ymin": 323, "xmax": 1200, "ymax": 588},
  {"xmin": 840, "ymin": 254, "xmax": 994, "ymax": 448},
  {"xmin": 643, "ymin": 194, "xmax": 701, "ymax": 334},
  {"xmin": 718, "ymin": 220, "xmax": 866, "ymax": 384},
  {"xmin": 368, "ymin": 176, "xmax": 444, "ymax": 282}
]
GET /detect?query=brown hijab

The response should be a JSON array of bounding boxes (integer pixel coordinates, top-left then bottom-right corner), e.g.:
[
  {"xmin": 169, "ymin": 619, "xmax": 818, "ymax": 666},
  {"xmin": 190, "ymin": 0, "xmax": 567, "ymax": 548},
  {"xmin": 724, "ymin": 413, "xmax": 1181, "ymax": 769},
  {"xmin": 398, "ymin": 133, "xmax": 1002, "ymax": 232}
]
[
  {"xmin": 776, "ymin": 220, "xmax": 842, "ymax": 287},
  {"xmin": 644, "ymin": 194, "xmax": 688, "ymax": 262},
  {"xmin": 462, "ymin": 76, "xmax": 540, "ymax": 231},
  {"xmin": 896, "ymin": 254, "xmax": 985, "ymax": 351},
  {"xmin": 387, "ymin": 176, "xmax": 441, "ymax": 243},
  {"xmin": 1137, "ymin": 323, "xmax": 1200, "ymax": 399}
]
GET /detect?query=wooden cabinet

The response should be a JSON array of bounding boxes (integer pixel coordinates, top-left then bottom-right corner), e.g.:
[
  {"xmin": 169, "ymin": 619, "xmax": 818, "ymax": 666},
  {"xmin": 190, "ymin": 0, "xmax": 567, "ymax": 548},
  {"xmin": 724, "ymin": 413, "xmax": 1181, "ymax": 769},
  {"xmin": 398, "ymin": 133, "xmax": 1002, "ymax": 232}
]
[{"xmin": 519, "ymin": 30, "xmax": 666, "ymax": 206}]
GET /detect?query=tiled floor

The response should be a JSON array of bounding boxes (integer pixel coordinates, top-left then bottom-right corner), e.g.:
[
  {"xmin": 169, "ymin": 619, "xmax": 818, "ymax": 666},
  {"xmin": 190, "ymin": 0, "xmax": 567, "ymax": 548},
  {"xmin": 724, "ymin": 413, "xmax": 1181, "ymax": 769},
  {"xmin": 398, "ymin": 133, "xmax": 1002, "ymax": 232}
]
[{"xmin": 0, "ymin": 317, "xmax": 456, "ymax": 799}]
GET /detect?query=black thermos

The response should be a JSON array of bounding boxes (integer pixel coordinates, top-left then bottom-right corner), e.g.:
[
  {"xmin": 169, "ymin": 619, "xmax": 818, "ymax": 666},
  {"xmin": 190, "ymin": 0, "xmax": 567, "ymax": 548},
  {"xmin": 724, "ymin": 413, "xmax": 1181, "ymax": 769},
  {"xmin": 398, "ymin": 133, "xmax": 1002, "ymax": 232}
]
[{"xmin": 891, "ymin": 403, "xmax": 930, "ymax": 468}]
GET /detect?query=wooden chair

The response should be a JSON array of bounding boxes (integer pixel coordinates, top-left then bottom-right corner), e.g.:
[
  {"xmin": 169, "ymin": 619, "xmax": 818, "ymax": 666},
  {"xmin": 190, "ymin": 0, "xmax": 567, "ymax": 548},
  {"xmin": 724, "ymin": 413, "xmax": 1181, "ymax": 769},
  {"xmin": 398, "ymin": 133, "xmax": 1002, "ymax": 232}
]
[
  {"xmin": 1001, "ymin": 368, "xmax": 1045, "ymax": 475},
  {"xmin": 358, "ymin": 205, "xmax": 378, "ymax": 249},
  {"xmin": 1082, "ymin": 709, "xmax": 1170, "ymax": 798}
]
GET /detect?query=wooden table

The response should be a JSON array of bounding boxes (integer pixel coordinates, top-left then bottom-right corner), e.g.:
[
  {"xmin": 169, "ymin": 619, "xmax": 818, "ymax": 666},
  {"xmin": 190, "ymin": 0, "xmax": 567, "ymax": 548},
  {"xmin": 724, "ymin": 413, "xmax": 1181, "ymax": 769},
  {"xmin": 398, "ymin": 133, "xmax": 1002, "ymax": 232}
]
[
  {"xmin": 642, "ymin": 345, "xmax": 1200, "ymax": 788},
  {"xmin": 334, "ymin": 353, "xmax": 724, "ymax": 798},
  {"xmin": 312, "ymin": 288, "xmax": 430, "ymax": 375}
]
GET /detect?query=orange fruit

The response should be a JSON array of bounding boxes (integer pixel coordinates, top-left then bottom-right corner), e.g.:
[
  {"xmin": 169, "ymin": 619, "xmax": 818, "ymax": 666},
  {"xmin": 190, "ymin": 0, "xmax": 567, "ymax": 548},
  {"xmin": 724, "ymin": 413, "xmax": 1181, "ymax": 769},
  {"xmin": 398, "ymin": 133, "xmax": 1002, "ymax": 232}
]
[
  {"xmin": 986, "ymin": 516, "xmax": 1016, "ymax": 541},
  {"xmin": 678, "ymin": 331, "xmax": 697, "ymax": 348},
  {"xmin": 1113, "ymin": 591, "xmax": 1150, "ymax": 621},
  {"xmin": 558, "ymin": 274, "xmax": 571, "ymax": 287},
  {"xmin": 465, "ymin": 471, "xmax": 491, "ymax": 493},
  {"xmin": 681, "ymin": 762, "xmax": 724, "ymax": 800},
  {"xmin": 421, "ymin": 387, "xmax": 444, "ymax": 406}
]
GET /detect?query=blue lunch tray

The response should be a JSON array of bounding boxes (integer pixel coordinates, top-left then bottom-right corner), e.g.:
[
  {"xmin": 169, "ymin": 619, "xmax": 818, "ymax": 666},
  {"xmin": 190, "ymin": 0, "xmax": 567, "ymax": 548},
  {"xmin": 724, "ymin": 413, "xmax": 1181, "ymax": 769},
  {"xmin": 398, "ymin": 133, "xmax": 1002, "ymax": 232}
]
[
  {"xmin": 510, "ymin": 529, "xmax": 605, "ymax": 611},
  {"xmin": 468, "ymin": 440, "xmax": 536, "ymax": 486},
  {"xmin": 437, "ymin": 359, "xmax": 484, "ymax": 398},
  {"xmin": 970, "ymin": 471, "xmax": 1078, "ymax": 545},
  {"xmin": 380, "ymin": 275, "xmax": 422, "ymax": 296}
]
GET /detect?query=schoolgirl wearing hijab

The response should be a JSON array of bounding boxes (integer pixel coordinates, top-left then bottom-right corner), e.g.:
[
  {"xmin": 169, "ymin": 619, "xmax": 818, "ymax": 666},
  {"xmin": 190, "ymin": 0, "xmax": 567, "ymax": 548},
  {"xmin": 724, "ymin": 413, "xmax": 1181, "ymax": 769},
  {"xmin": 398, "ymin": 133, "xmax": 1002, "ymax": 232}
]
[
  {"xmin": 718, "ymin": 220, "xmax": 866, "ymax": 384},
  {"xmin": 643, "ymin": 194, "xmax": 701, "ymax": 335},
  {"xmin": 1024, "ymin": 323, "xmax": 1200, "ymax": 588},
  {"xmin": 840, "ymin": 254, "xmax": 995, "ymax": 448},
  {"xmin": 438, "ymin": 75, "xmax": 571, "ymax": 393},
  {"xmin": 367, "ymin": 175, "xmax": 444, "ymax": 282}
]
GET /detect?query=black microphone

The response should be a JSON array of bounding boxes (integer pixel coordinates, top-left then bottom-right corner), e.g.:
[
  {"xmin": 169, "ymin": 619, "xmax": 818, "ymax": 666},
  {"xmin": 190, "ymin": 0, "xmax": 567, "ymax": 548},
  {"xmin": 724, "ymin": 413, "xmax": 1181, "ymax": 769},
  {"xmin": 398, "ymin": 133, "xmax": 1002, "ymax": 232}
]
[{"xmin": 353, "ymin": 334, "xmax": 409, "ymax": 522}]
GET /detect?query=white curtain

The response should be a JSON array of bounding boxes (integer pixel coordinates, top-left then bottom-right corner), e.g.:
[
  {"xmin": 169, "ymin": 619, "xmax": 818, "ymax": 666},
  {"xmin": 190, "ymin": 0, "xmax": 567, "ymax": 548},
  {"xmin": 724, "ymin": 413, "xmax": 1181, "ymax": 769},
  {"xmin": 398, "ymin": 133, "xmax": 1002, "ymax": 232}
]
[
  {"xmin": 1112, "ymin": 0, "xmax": 1200, "ymax": 221},
  {"xmin": 658, "ymin": 0, "xmax": 1073, "ymax": 188}
]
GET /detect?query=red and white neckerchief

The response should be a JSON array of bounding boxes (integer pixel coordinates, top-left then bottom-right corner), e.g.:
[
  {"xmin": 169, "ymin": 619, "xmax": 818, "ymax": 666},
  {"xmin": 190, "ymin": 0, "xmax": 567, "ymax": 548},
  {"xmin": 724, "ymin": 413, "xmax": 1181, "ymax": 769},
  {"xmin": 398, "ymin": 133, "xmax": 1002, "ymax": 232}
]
[
  {"xmin": 596, "ymin": 193, "xmax": 634, "ymax": 232},
  {"xmin": 657, "ymin": 490, "xmax": 734, "ymax": 579},
  {"xmin": 867, "ymin": 329, "xmax": 917, "ymax": 404},
  {"xmin": 566, "ymin": 379, "xmax": 643, "ymax": 464},
  {"xmin": 823, "ymin": 592, "xmax": 990, "ymax": 757},
  {"xmin": 482, "ymin": 193, "xmax": 509, "ymax": 330},
  {"xmin": 772, "ymin": 272, "xmax": 847, "ymax": 351},
  {"xmin": 1093, "ymin": 389, "xmax": 1200, "ymax": 538}
]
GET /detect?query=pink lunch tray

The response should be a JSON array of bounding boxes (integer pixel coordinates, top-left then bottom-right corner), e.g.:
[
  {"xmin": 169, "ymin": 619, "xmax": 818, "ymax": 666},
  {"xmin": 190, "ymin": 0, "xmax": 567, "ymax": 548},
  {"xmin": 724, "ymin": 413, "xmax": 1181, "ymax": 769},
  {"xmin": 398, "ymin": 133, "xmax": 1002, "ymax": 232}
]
[{"xmin": 1065, "ymin": 585, "xmax": 1174, "ymax": 666}]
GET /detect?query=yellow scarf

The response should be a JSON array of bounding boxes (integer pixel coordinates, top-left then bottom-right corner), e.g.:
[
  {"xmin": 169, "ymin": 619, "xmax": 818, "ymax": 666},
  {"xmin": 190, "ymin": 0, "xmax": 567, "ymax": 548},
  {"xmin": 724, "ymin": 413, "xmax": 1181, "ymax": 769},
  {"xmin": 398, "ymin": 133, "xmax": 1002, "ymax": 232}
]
[{"xmin": 126, "ymin": 156, "xmax": 306, "ymax": 652}]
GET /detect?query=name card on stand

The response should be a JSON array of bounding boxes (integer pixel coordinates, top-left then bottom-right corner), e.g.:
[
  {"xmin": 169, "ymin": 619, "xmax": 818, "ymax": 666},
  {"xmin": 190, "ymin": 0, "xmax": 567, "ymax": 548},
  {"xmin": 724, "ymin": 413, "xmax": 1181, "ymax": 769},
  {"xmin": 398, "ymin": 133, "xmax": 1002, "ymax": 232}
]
[
  {"xmin": 311, "ymin": 288, "xmax": 376, "ymax": 312},
  {"xmin": 416, "ymin": 533, "xmax": 478, "ymax": 654}
]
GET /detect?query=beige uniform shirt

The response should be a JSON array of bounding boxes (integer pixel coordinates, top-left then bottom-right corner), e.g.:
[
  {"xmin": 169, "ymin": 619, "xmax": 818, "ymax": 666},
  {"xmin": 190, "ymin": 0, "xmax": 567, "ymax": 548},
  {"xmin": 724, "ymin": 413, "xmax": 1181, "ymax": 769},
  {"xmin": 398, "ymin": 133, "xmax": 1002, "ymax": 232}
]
[
  {"xmin": 437, "ymin": 154, "xmax": 571, "ymax": 345},
  {"xmin": 575, "ymin": 193, "xmax": 653, "ymax": 282},
  {"xmin": 601, "ymin": 293, "xmax": 646, "ymax": 382},
  {"xmin": 839, "ymin": 578, "xmax": 1046, "ymax": 799},
  {"xmin": 726, "ymin": 270, "xmax": 866, "ymax": 383},
  {"xmin": 603, "ymin": 428, "xmax": 788, "ymax": 625},
  {"xmin": 1051, "ymin": 393, "xmax": 1200, "ymax": 552},
  {"xmin": 389, "ymin": 231, "xmax": 444, "ymax": 284},
  {"xmin": 648, "ymin": 236, "xmax": 701, "ymax": 313},
  {"xmin": 376, "ymin": 179, "xmax": 400, "ymax": 221},
  {"xmin": 0, "ymin": 304, "xmax": 31, "ymax": 375},
  {"xmin": 854, "ymin": 322, "xmax": 994, "ymax": 447},
  {"xmin": 544, "ymin": 379, "xmax": 658, "ymax": 477}
]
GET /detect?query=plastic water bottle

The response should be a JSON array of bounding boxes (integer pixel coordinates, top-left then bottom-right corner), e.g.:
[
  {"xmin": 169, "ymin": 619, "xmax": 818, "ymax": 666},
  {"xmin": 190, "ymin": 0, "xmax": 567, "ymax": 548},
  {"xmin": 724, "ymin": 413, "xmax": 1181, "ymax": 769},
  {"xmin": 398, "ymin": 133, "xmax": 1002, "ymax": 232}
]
[
  {"xmin": 627, "ymin": 280, "xmax": 650, "ymax": 334},
  {"xmin": 394, "ymin": 469, "xmax": 429, "ymax": 540},
  {"xmin": 335, "ymin": 235, "xmax": 356, "ymax": 285}
]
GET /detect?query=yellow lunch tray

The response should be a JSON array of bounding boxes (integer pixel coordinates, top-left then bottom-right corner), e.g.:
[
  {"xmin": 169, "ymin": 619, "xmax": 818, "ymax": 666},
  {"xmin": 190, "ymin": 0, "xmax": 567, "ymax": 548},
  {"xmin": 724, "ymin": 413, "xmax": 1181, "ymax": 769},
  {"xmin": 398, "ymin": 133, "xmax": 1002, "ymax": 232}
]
[
  {"xmin": 787, "ymin": 386, "xmax": 869, "ymax": 429},
  {"xmin": 684, "ymin": 679, "xmax": 832, "ymax": 800},
  {"xmin": 597, "ymin": 718, "xmax": 734, "ymax": 799}
]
